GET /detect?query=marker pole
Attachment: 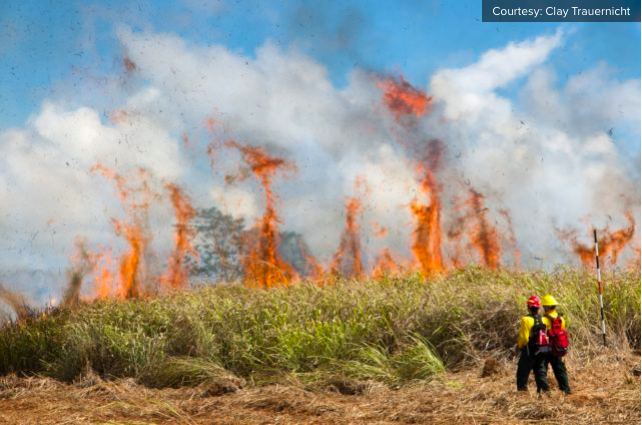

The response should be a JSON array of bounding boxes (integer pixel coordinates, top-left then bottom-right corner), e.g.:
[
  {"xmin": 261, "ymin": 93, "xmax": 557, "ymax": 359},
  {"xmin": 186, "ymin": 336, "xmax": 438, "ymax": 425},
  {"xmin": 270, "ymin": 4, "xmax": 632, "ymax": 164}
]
[{"xmin": 594, "ymin": 229, "xmax": 607, "ymax": 347}]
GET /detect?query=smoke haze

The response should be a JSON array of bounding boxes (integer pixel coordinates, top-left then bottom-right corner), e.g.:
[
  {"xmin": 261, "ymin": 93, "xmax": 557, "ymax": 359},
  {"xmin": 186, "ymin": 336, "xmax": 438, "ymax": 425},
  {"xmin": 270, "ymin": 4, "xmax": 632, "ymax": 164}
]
[{"xmin": 0, "ymin": 26, "xmax": 639, "ymax": 302}]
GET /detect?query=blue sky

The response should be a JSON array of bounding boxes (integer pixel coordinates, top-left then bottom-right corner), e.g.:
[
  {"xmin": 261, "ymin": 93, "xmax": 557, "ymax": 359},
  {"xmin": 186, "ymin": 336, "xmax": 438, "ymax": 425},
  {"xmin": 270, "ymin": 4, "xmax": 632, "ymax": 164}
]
[{"xmin": 0, "ymin": 0, "xmax": 640, "ymax": 129}]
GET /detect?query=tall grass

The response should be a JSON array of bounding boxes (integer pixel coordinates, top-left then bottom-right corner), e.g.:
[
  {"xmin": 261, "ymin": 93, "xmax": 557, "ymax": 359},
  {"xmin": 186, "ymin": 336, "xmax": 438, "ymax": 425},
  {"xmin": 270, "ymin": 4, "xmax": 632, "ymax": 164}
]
[{"xmin": 0, "ymin": 267, "xmax": 638, "ymax": 388}]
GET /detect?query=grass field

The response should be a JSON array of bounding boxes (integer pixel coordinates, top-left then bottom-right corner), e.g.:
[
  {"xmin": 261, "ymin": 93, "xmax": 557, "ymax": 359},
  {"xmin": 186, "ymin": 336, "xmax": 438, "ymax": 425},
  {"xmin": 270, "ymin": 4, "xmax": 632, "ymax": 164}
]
[{"xmin": 0, "ymin": 267, "xmax": 639, "ymax": 424}]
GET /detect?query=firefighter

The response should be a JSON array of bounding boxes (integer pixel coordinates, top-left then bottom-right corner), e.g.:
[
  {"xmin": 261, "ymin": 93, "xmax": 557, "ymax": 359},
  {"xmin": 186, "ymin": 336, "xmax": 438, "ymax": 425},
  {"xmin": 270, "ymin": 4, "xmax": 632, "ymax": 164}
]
[
  {"xmin": 541, "ymin": 294, "xmax": 571, "ymax": 394},
  {"xmin": 516, "ymin": 295, "xmax": 550, "ymax": 392}
]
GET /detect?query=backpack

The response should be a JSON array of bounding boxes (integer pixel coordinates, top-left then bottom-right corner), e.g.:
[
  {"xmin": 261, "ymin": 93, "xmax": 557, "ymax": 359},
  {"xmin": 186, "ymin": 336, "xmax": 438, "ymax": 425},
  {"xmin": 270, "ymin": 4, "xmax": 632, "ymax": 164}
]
[
  {"xmin": 546, "ymin": 314, "xmax": 569, "ymax": 357},
  {"xmin": 528, "ymin": 315, "xmax": 550, "ymax": 354}
]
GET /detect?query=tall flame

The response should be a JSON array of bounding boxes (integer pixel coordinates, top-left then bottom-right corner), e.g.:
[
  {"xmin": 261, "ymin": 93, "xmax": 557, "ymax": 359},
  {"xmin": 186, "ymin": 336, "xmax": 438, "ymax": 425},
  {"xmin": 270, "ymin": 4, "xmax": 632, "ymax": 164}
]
[
  {"xmin": 113, "ymin": 220, "xmax": 143, "ymax": 298},
  {"xmin": 225, "ymin": 141, "xmax": 296, "ymax": 288},
  {"xmin": 465, "ymin": 189, "xmax": 501, "ymax": 270},
  {"xmin": 64, "ymin": 80, "xmax": 638, "ymax": 297},
  {"xmin": 162, "ymin": 184, "xmax": 197, "ymax": 289},
  {"xmin": 331, "ymin": 196, "xmax": 364, "ymax": 279},
  {"xmin": 91, "ymin": 164, "xmax": 152, "ymax": 298},
  {"xmin": 410, "ymin": 142, "xmax": 444, "ymax": 276},
  {"xmin": 92, "ymin": 249, "xmax": 114, "ymax": 299}
]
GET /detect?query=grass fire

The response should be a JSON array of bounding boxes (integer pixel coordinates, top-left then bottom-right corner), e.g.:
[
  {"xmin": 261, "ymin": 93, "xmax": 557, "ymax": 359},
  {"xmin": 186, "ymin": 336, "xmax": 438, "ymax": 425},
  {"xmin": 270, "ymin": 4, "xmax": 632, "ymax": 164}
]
[
  {"xmin": 27, "ymin": 74, "xmax": 634, "ymax": 296},
  {"xmin": 0, "ymin": 3, "xmax": 639, "ymax": 424}
]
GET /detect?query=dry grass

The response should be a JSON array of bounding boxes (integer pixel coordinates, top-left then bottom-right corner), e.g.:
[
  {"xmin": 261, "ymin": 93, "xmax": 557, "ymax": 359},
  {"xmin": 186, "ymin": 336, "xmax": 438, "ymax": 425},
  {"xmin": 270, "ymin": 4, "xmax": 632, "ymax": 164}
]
[
  {"xmin": 1, "ymin": 269, "xmax": 638, "ymax": 423},
  {"xmin": 0, "ymin": 351, "xmax": 638, "ymax": 425}
]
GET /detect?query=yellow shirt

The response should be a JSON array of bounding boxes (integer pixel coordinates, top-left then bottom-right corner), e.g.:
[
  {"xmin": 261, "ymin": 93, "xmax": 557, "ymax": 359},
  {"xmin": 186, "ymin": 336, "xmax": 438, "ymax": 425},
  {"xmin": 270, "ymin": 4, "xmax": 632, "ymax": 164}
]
[
  {"xmin": 517, "ymin": 311, "xmax": 567, "ymax": 349},
  {"xmin": 543, "ymin": 310, "xmax": 566, "ymax": 331},
  {"xmin": 517, "ymin": 316, "xmax": 535, "ymax": 349}
]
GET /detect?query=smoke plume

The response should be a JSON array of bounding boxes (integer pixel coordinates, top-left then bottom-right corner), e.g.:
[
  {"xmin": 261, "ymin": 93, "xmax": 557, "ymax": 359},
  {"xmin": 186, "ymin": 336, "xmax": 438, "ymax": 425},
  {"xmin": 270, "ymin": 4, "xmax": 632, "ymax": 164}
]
[{"xmin": 0, "ymin": 27, "xmax": 638, "ymax": 299}]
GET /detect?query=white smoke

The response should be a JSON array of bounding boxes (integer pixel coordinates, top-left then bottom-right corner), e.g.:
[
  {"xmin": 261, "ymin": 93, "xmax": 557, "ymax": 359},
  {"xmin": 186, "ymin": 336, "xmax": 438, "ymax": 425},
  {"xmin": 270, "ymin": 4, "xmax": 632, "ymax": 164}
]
[
  {"xmin": 0, "ymin": 27, "xmax": 639, "ymax": 301},
  {"xmin": 428, "ymin": 29, "xmax": 639, "ymax": 264},
  {"xmin": 115, "ymin": 27, "xmax": 423, "ymax": 260},
  {"xmin": 0, "ymin": 91, "xmax": 188, "ymax": 299}
]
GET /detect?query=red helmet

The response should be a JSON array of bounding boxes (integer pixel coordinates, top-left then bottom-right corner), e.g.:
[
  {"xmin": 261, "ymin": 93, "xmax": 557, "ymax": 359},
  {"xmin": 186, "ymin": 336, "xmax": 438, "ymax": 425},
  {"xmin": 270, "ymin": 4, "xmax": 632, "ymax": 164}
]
[{"xmin": 527, "ymin": 295, "xmax": 541, "ymax": 308}]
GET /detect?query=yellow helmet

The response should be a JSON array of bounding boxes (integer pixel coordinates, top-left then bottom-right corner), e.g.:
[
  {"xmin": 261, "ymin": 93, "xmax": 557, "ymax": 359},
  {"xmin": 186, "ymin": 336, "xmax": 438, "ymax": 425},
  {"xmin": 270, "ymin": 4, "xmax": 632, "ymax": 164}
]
[{"xmin": 541, "ymin": 294, "xmax": 559, "ymax": 307}]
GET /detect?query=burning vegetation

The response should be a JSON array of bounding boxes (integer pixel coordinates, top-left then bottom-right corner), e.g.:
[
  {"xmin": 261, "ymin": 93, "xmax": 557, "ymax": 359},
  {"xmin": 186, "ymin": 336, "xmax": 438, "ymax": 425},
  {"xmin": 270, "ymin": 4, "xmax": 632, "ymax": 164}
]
[
  {"xmin": 224, "ymin": 140, "xmax": 298, "ymax": 288},
  {"xmin": 560, "ymin": 212, "xmax": 637, "ymax": 267},
  {"xmin": 410, "ymin": 141, "xmax": 445, "ymax": 275},
  {"xmin": 331, "ymin": 196, "xmax": 365, "ymax": 279},
  {"xmin": 378, "ymin": 75, "xmax": 432, "ymax": 121},
  {"xmin": 1, "ymin": 22, "xmax": 640, "ymax": 425},
  {"xmin": 462, "ymin": 189, "xmax": 502, "ymax": 270},
  {"xmin": 1, "ymin": 74, "xmax": 636, "ymax": 312},
  {"xmin": 162, "ymin": 183, "xmax": 198, "ymax": 289},
  {"xmin": 91, "ymin": 165, "xmax": 154, "ymax": 299}
]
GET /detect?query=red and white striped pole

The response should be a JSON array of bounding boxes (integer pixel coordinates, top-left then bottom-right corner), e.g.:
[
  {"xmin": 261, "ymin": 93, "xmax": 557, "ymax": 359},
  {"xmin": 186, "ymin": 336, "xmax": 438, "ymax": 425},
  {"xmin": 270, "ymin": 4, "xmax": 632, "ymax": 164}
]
[{"xmin": 594, "ymin": 229, "xmax": 607, "ymax": 347}]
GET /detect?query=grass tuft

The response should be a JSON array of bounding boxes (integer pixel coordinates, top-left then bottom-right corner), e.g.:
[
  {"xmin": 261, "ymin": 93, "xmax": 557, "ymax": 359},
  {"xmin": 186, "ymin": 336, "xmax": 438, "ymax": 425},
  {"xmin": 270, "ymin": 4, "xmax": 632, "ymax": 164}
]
[{"xmin": 0, "ymin": 267, "xmax": 638, "ymax": 388}]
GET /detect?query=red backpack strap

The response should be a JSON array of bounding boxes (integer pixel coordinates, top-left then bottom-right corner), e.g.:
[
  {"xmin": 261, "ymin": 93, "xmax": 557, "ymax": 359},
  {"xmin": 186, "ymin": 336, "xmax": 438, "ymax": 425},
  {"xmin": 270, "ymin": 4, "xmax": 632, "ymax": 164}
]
[{"xmin": 545, "ymin": 314, "xmax": 562, "ymax": 331}]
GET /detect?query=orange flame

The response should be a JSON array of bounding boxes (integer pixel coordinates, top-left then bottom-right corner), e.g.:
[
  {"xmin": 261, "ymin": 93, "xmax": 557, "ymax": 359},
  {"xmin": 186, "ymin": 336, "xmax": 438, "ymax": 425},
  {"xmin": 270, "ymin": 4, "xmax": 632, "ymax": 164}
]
[
  {"xmin": 91, "ymin": 164, "xmax": 153, "ymax": 298},
  {"xmin": 371, "ymin": 248, "xmax": 403, "ymax": 278},
  {"xmin": 465, "ymin": 189, "xmax": 501, "ymax": 270},
  {"xmin": 331, "ymin": 196, "xmax": 364, "ymax": 279},
  {"xmin": 113, "ymin": 220, "xmax": 143, "ymax": 298},
  {"xmin": 410, "ymin": 142, "xmax": 444, "ymax": 276},
  {"xmin": 162, "ymin": 184, "xmax": 198, "ymax": 289},
  {"xmin": 562, "ymin": 212, "xmax": 636, "ymax": 266},
  {"xmin": 92, "ymin": 250, "xmax": 114, "ymax": 299},
  {"xmin": 225, "ymin": 141, "xmax": 297, "ymax": 288},
  {"xmin": 378, "ymin": 75, "xmax": 432, "ymax": 122},
  {"xmin": 91, "ymin": 164, "xmax": 129, "ymax": 204}
]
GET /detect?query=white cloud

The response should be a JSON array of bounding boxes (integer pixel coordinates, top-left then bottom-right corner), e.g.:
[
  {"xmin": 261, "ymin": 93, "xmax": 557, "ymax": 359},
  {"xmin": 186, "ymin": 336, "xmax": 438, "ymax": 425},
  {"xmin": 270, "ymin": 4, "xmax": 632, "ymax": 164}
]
[{"xmin": 430, "ymin": 29, "xmax": 563, "ymax": 121}]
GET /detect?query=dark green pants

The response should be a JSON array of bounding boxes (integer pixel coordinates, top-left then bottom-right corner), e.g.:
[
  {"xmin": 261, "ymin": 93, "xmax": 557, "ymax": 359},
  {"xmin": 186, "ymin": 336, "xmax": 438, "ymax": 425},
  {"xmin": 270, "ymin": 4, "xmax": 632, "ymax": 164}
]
[
  {"xmin": 516, "ymin": 346, "xmax": 549, "ymax": 392},
  {"xmin": 545, "ymin": 354, "xmax": 571, "ymax": 393}
]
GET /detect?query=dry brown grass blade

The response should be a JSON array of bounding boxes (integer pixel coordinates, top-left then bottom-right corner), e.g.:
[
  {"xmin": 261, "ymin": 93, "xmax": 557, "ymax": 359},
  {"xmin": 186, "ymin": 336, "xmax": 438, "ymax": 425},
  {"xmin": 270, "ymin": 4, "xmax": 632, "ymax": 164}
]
[{"xmin": 0, "ymin": 352, "xmax": 638, "ymax": 424}]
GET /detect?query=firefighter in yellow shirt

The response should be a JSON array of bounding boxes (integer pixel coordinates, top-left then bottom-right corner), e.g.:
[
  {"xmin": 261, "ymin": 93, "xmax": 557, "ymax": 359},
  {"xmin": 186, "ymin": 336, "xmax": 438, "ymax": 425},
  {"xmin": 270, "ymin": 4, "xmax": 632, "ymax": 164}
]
[
  {"xmin": 516, "ymin": 296, "xmax": 550, "ymax": 392},
  {"xmin": 541, "ymin": 295, "xmax": 571, "ymax": 394}
]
